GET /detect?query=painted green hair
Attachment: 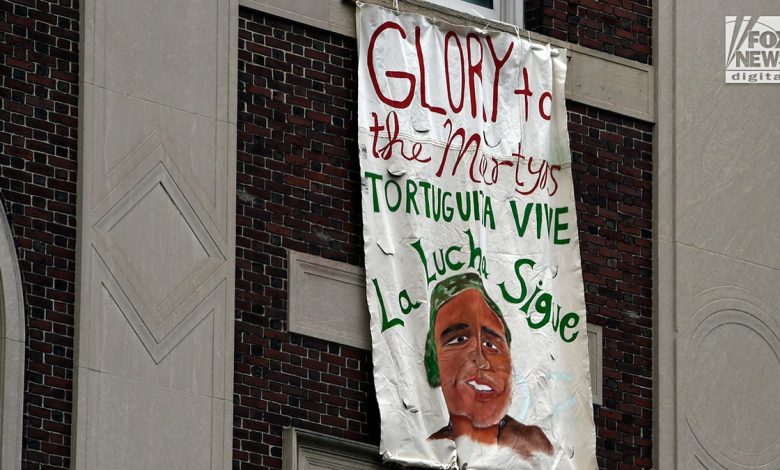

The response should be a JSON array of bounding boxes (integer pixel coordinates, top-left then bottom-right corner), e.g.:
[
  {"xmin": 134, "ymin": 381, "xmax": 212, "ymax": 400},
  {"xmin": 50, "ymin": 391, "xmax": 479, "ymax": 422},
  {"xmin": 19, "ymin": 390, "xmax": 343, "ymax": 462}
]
[{"xmin": 424, "ymin": 272, "xmax": 512, "ymax": 387}]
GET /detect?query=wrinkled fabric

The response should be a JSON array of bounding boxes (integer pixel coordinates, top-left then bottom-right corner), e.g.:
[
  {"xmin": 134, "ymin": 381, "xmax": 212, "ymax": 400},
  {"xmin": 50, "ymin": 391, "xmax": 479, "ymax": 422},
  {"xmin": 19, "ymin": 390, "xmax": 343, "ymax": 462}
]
[{"xmin": 357, "ymin": 4, "xmax": 597, "ymax": 469}]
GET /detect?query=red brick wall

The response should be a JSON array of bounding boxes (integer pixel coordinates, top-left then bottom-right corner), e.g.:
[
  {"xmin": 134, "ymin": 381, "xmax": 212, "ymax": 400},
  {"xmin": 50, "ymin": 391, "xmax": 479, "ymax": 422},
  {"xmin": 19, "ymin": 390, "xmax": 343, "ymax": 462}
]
[
  {"xmin": 234, "ymin": 9, "xmax": 372, "ymax": 468},
  {"xmin": 525, "ymin": 0, "xmax": 652, "ymax": 64},
  {"xmin": 0, "ymin": 0, "xmax": 79, "ymax": 468},
  {"xmin": 235, "ymin": 8, "xmax": 653, "ymax": 470},
  {"xmin": 568, "ymin": 102, "xmax": 653, "ymax": 469}
]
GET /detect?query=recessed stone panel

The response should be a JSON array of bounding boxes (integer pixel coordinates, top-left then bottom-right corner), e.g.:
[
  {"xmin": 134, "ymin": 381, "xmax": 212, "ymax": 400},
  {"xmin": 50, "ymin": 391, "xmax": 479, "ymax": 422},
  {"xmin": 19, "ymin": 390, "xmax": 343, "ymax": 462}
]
[
  {"xmin": 105, "ymin": 181, "xmax": 210, "ymax": 312},
  {"xmin": 94, "ymin": 284, "xmax": 215, "ymax": 396},
  {"xmin": 689, "ymin": 318, "xmax": 780, "ymax": 460},
  {"xmin": 94, "ymin": 161, "xmax": 224, "ymax": 343},
  {"xmin": 676, "ymin": 245, "xmax": 780, "ymax": 470},
  {"xmin": 288, "ymin": 251, "xmax": 370, "ymax": 350}
]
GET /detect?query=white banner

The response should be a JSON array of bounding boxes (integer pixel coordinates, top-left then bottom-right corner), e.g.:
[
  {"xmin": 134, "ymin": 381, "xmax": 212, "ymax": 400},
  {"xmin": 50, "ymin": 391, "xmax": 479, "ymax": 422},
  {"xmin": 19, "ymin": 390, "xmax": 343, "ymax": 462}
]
[{"xmin": 357, "ymin": 4, "xmax": 596, "ymax": 469}]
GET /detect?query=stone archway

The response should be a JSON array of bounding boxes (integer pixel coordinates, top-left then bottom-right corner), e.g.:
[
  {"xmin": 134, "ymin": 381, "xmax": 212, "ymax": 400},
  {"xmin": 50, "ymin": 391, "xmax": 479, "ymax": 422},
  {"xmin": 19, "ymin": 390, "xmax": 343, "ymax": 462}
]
[{"xmin": 0, "ymin": 210, "xmax": 24, "ymax": 468}]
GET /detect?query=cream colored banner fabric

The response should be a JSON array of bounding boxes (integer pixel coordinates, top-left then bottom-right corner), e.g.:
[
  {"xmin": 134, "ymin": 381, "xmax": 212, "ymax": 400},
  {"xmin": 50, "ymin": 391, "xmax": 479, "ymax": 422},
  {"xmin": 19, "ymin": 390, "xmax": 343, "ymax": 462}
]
[{"xmin": 357, "ymin": 4, "xmax": 596, "ymax": 468}]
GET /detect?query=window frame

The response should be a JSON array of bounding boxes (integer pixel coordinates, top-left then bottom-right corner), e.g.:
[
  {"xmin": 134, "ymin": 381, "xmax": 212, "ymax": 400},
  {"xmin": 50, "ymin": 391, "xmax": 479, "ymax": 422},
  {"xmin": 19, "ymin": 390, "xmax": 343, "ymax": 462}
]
[
  {"xmin": 422, "ymin": 0, "xmax": 523, "ymax": 28},
  {"xmin": 282, "ymin": 427, "xmax": 384, "ymax": 470}
]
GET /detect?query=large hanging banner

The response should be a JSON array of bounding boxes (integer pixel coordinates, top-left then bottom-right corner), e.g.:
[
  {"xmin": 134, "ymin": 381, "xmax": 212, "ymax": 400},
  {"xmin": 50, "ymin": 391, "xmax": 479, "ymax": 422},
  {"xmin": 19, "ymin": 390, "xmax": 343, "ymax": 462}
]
[{"xmin": 357, "ymin": 4, "xmax": 597, "ymax": 469}]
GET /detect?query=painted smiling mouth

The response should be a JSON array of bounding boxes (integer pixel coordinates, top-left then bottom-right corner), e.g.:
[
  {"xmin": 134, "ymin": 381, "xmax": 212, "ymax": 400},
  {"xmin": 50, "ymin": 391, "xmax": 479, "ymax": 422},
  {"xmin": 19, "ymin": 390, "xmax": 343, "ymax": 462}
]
[{"xmin": 466, "ymin": 380, "xmax": 493, "ymax": 392}]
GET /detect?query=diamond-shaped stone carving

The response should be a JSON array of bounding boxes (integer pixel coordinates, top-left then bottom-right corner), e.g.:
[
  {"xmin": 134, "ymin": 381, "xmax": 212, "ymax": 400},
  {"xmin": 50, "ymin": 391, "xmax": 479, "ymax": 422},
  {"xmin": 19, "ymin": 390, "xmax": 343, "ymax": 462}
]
[
  {"xmin": 108, "ymin": 181, "xmax": 209, "ymax": 319},
  {"xmin": 94, "ymin": 159, "xmax": 223, "ymax": 346}
]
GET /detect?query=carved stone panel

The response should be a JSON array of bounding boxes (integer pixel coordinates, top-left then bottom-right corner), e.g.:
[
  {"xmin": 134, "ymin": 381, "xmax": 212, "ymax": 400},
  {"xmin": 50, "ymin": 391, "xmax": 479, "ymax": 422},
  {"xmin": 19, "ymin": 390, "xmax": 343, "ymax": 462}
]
[
  {"xmin": 288, "ymin": 250, "xmax": 370, "ymax": 350},
  {"xmin": 681, "ymin": 286, "xmax": 780, "ymax": 469},
  {"xmin": 674, "ymin": 245, "xmax": 780, "ymax": 470},
  {"xmin": 74, "ymin": 0, "xmax": 237, "ymax": 468}
]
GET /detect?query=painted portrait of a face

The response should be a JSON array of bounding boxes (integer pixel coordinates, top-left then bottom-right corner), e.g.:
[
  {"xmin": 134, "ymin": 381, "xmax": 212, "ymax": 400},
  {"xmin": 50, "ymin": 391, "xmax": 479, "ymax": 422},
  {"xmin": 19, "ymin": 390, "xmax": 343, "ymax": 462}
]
[
  {"xmin": 425, "ymin": 273, "xmax": 553, "ymax": 459},
  {"xmin": 434, "ymin": 288, "xmax": 512, "ymax": 428}
]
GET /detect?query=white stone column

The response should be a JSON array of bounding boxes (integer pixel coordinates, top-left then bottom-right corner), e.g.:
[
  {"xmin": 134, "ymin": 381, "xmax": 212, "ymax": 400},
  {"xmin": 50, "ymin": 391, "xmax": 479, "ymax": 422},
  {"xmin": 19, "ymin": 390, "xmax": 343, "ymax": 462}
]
[
  {"xmin": 73, "ymin": 1, "xmax": 237, "ymax": 468},
  {"xmin": 655, "ymin": 1, "xmax": 780, "ymax": 468},
  {"xmin": 0, "ymin": 212, "xmax": 25, "ymax": 469}
]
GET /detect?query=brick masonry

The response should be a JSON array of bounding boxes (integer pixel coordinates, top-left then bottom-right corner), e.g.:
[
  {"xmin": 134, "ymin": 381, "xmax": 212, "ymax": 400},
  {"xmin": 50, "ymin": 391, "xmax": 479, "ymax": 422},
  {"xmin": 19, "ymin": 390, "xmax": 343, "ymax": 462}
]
[
  {"xmin": 568, "ymin": 101, "xmax": 653, "ymax": 469},
  {"xmin": 0, "ymin": 0, "xmax": 80, "ymax": 469},
  {"xmin": 234, "ymin": 8, "xmax": 369, "ymax": 469},
  {"xmin": 0, "ymin": 1, "xmax": 651, "ymax": 468},
  {"xmin": 525, "ymin": 0, "xmax": 652, "ymax": 64},
  {"xmin": 235, "ymin": 7, "xmax": 653, "ymax": 470}
]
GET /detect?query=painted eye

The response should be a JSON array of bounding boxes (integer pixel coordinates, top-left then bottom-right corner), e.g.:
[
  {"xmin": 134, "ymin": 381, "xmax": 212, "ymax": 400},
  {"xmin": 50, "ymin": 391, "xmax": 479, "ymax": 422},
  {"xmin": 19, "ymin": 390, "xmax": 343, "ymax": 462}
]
[
  {"xmin": 483, "ymin": 340, "xmax": 500, "ymax": 352},
  {"xmin": 445, "ymin": 335, "xmax": 468, "ymax": 346}
]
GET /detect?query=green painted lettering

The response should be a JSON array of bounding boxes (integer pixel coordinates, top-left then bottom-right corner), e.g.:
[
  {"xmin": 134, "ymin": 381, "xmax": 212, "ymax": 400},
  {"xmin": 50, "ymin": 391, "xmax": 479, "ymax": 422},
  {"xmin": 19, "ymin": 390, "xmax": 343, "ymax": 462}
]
[
  {"xmin": 509, "ymin": 201, "xmax": 534, "ymax": 237},
  {"xmin": 560, "ymin": 313, "xmax": 580, "ymax": 342},
  {"xmin": 499, "ymin": 258, "xmax": 535, "ymax": 304},
  {"xmin": 554, "ymin": 207, "xmax": 571, "ymax": 245},
  {"xmin": 364, "ymin": 171, "xmax": 383, "ymax": 212},
  {"xmin": 405, "ymin": 179, "xmax": 419, "ymax": 215},
  {"xmin": 483, "ymin": 196, "xmax": 495, "ymax": 229},
  {"xmin": 385, "ymin": 179, "xmax": 401, "ymax": 212},
  {"xmin": 410, "ymin": 239, "xmax": 437, "ymax": 284},
  {"xmin": 398, "ymin": 289, "xmax": 421, "ymax": 315},
  {"xmin": 374, "ymin": 278, "xmax": 403, "ymax": 332}
]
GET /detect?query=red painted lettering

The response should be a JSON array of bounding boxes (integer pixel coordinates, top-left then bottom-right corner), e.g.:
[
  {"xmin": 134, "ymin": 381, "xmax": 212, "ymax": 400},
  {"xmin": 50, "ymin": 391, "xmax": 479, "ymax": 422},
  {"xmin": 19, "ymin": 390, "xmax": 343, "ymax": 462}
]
[
  {"xmin": 368, "ymin": 21, "xmax": 415, "ymax": 109},
  {"xmin": 437, "ymin": 119, "xmax": 482, "ymax": 182},
  {"xmin": 415, "ymin": 27, "xmax": 445, "ymax": 115},
  {"xmin": 538, "ymin": 91, "xmax": 552, "ymax": 120},
  {"xmin": 513, "ymin": 144, "xmax": 561, "ymax": 196},
  {"xmin": 369, "ymin": 112, "xmax": 431, "ymax": 162},
  {"xmin": 486, "ymin": 37, "xmax": 514, "ymax": 123},
  {"xmin": 445, "ymin": 32, "xmax": 465, "ymax": 114},
  {"xmin": 466, "ymin": 33, "xmax": 483, "ymax": 120},
  {"xmin": 514, "ymin": 67, "xmax": 533, "ymax": 122}
]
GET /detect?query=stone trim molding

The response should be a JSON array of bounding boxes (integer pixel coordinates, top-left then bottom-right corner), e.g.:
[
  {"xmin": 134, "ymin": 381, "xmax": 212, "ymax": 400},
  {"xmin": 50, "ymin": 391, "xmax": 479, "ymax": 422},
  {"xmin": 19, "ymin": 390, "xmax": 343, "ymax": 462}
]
[
  {"xmin": 281, "ymin": 427, "xmax": 383, "ymax": 469},
  {"xmin": 288, "ymin": 250, "xmax": 370, "ymax": 350},
  {"xmin": 74, "ymin": 0, "xmax": 238, "ymax": 468},
  {"xmin": 0, "ymin": 211, "xmax": 24, "ymax": 469},
  {"xmin": 239, "ymin": 0, "xmax": 655, "ymax": 122},
  {"xmin": 587, "ymin": 323, "xmax": 603, "ymax": 406}
]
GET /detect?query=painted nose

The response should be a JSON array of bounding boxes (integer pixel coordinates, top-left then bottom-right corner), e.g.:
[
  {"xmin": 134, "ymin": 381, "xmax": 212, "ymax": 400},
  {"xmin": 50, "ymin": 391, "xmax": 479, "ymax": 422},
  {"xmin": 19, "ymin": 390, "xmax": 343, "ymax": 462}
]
[{"xmin": 469, "ymin": 344, "xmax": 490, "ymax": 370}]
